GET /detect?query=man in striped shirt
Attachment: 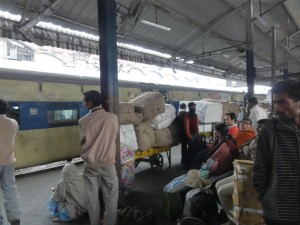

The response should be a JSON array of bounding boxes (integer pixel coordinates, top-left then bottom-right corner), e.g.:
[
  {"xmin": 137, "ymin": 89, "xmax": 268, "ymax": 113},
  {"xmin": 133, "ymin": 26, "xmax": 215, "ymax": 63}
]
[{"xmin": 253, "ymin": 80, "xmax": 300, "ymax": 225}]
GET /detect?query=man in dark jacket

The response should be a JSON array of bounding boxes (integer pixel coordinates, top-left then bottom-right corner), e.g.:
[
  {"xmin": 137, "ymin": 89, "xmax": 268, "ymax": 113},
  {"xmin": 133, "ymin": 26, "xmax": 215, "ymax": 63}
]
[{"xmin": 253, "ymin": 80, "xmax": 300, "ymax": 225}]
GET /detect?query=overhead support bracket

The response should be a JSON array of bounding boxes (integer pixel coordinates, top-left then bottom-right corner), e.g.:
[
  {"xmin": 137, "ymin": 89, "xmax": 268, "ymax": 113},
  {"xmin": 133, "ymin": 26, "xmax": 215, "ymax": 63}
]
[{"xmin": 19, "ymin": 0, "xmax": 67, "ymax": 43}]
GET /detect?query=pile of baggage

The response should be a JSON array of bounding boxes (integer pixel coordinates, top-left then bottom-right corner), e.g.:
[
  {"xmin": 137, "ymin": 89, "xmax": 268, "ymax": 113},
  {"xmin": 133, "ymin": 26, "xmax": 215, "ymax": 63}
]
[{"xmin": 119, "ymin": 92, "xmax": 179, "ymax": 152}]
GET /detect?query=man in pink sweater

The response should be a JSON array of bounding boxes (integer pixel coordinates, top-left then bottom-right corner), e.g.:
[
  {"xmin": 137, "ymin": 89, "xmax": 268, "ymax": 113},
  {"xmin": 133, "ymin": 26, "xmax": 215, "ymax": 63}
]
[
  {"xmin": 79, "ymin": 90, "xmax": 119, "ymax": 225},
  {"xmin": 0, "ymin": 99, "xmax": 21, "ymax": 225}
]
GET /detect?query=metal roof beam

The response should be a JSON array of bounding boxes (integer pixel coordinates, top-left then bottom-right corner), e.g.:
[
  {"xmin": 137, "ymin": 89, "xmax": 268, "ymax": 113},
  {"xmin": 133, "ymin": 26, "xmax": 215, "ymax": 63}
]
[
  {"xmin": 185, "ymin": 46, "xmax": 241, "ymax": 60},
  {"xmin": 258, "ymin": 72, "xmax": 300, "ymax": 82},
  {"xmin": 150, "ymin": 0, "xmax": 247, "ymax": 56},
  {"xmin": 19, "ymin": 0, "xmax": 33, "ymax": 25}
]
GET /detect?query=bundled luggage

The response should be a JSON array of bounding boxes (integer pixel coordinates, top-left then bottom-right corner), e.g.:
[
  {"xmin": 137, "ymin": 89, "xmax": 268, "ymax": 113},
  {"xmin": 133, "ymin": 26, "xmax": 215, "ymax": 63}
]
[
  {"xmin": 129, "ymin": 92, "xmax": 165, "ymax": 122},
  {"xmin": 189, "ymin": 189, "xmax": 220, "ymax": 225},
  {"xmin": 117, "ymin": 207, "xmax": 156, "ymax": 225},
  {"xmin": 161, "ymin": 174, "xmax": 191, "ymax": 219},
  {"xmin": 177, "ymin": 216, "xmax": 206, "ymax": 225}
]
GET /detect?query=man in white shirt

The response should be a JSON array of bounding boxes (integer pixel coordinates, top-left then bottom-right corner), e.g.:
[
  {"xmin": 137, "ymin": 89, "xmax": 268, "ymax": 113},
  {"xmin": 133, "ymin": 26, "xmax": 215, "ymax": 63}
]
[{"xmin": 247, "ymin": 97, "xmax": 268, "ymax": 129}]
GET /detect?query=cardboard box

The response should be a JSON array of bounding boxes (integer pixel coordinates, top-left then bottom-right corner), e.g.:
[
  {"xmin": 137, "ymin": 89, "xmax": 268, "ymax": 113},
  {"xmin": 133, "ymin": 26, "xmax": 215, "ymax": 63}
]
[
  {"xmin": 233, "ymin": 160, "xmax": 265, "ymax": 225},
  {"xmin": 234, "ymin": 207, "xmax": 265, "ymax": 225}
]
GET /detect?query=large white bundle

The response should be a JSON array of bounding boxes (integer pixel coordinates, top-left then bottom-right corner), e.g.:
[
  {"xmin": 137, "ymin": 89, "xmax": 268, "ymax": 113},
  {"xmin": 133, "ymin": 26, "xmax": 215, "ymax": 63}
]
[
  {"xmin": 198, "ymin": 124, "xmax": 213, "ymax": 133},
  {"xmin": 120, "ymin": 124, "xmax": 138, "ymax": 151},
  {"xmin": 179, "ymin": 101, "xmax": 222, "ymax": 123},
  {"xmin": 151, "ymin": 104, "xmax": 176, "ymax": 129},
  {"xmin": 196, "ymin": 101, "xmax": 222, "ymax": 123},
  {"xmin": 134, "ymin": 122, "xmax": 156, "ymax": 151}
]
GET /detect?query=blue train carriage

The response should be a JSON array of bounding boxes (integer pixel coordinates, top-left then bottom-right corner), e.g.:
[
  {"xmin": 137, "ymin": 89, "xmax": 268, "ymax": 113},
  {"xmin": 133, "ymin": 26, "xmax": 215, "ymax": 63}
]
[{"xmin": 7, "ymin": 101, "xmax": 89, "ymax": 169}]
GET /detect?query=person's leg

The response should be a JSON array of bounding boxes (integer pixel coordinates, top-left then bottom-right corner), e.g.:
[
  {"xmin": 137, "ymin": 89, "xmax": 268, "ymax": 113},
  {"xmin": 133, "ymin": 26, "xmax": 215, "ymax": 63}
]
[
  {"xmin": 1, "ymin": 164, "xmax": 21, "ymax": 224},
  {"xmin": 215, "ymin": 175, "xmax": 234, "ymax": 191},
  {"xmin": 181, "ymin": 139, "xmax": 188, "ymax": 164},
  {"xmin": 101, "ymin": 165, "xmax": 119, "ymax": 225},
  {"xmin": 83, "ymin": 166, "xmax": 100, "ymax": 225},
  {"xmin": 217, "ymin": 181, "xmax": 235, "ymax": 222},
  {"xmin": 0, "ymin": 166, "xmax": 3, "ymax": 225},
  {"xmin": 0, "ymin": 206, "xmax": 3, "ymax": 225}
]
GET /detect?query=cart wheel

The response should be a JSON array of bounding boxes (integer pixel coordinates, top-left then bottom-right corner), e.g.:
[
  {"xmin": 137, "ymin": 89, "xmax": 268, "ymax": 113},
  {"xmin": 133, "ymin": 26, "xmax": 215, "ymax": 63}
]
[
  {"xmin": 150, "ymin": 154, "xmax": 164, "ymax": 172},
  {"xmin": 134, "ymin": 159, "xmax": 140, "ymax": 168}
]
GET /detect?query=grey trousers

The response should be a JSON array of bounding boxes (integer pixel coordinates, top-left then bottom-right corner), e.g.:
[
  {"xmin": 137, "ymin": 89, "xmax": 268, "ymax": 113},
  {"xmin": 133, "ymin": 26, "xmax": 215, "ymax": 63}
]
[
  {"xmin": 83, "ymin": 164, "xmax": 119, "ymax": 225},
  {"xmin": 0, "ymin": 164, "xmax": 21, "ymax": 225},
  {"xmin": 216, "ymin": 175, "xmax": 235, "ymax": 223}
]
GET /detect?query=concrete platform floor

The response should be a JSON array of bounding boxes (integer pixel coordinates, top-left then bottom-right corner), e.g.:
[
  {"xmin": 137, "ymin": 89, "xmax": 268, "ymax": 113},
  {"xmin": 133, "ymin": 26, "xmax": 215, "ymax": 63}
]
[{"xmin": 0, "ymin": 145, "xmax": 188, "ymax": 225}]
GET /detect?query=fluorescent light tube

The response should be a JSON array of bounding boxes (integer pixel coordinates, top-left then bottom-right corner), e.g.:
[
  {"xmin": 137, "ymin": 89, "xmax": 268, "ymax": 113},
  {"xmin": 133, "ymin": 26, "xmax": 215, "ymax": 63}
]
[{"xmin": 141, "ymin": 20, "xmax": 171, "ymax": 31}]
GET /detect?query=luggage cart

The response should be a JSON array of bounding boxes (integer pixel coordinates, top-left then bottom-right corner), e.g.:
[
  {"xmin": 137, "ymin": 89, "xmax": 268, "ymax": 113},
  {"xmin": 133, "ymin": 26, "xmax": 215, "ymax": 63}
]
[
  {"xmin": 134, "ymin": 146, "xmax": 172, "ymax": 172},
  {"xmin": 201, "ymin": 131, "xmax": 214, "ymax": 142}
]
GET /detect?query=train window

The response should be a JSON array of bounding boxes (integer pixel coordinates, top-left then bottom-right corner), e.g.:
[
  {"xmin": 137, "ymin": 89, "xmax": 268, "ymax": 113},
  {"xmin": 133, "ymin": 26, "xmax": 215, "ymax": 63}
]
[
  {"xmin": 7, "ymin": 104, "xmax": 20, "ymax": 124},
  {"xmin": 6, "ymin": 42, "xmax": 34, "ymax": 61},
  {"xmin": 47, "ymin": 109, "xmax": 78, "ymax": 124}
]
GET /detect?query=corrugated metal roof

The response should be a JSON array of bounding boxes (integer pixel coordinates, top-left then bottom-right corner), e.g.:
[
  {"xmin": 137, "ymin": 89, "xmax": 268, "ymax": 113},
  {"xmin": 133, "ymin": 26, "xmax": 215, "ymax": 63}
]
[{"xmin": 0, "ymin": 0, "xmax": 299, "ymax": 83}]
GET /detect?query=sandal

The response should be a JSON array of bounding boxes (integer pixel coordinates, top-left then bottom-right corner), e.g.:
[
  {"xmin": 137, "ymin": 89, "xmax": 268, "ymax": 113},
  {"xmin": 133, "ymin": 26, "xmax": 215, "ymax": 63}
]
[{"xmin": 52, "ymin": 216, "xmax": 62, "ymax": 222}]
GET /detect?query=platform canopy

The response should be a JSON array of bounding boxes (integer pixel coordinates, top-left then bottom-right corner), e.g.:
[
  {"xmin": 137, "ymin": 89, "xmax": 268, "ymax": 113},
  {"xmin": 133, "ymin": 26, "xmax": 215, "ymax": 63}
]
[{"xmin": 0, "ymin": 0, "xmax": 299, "ymax": 84}]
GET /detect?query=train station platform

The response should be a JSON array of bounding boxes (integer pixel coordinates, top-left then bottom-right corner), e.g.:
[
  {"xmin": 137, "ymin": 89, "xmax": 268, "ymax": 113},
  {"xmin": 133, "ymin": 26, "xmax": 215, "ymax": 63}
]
[{"xmin": 1, "ymin": 145, "xmax": 188, "ymax": 225}]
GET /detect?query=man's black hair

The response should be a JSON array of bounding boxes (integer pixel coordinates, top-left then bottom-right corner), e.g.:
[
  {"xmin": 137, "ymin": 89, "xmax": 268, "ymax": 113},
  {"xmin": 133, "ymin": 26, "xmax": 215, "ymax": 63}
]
[
  {"xmin": 83, "ymin": 90, "xmax": 102, "ymax": 106},
  {"xmin": 180, "ymin": 103, "xmax": 186, "ymax": 109},
  {"xmin": 0, "ymin": 99, "xmax": 8, "ymax": 114},
  {"xmin": 248, "ymin": 97, "xmax": 258, "ymax": 105},
  {"xmin": 225, "ymin": 112, "xmax": 237, "ymax": 121},
  {"xmin": 214, "ymin": 123, "xmax": 228, "ymax": 137},
  {"xmin": 188, "ymin": 102, "xmax": 196, "ymax": 108},
  {"xmin": 272, "ymin": 80, "xmax": 300, "ymax": 102}
]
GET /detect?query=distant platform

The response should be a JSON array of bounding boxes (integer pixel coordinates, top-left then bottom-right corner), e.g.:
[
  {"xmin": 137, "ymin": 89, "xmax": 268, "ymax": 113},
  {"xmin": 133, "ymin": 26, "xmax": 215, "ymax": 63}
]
[{"xmin": 15, "ymin": 157, "xmax": 83, "ymax": 176}]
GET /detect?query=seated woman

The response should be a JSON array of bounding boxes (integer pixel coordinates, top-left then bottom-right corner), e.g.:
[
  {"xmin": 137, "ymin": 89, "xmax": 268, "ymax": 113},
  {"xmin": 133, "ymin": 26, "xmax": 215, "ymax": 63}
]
[
  {"xmin": 184, "ymin": 123, "xmax": 237, "ymax": 188},
  {"xmin": 48, "ymin": 162, "xmax": 88, "ymax": 222},
  {"xmin": 199, "ymin": 123, "xmax": 237, "ymax": 181},
  {"xmin": 183, "ymin": 123, "xmax": 237, "ymax": 225},
  {"xmin": 234, "ymin": 117, "xmax": 256, "ymax": 150}
]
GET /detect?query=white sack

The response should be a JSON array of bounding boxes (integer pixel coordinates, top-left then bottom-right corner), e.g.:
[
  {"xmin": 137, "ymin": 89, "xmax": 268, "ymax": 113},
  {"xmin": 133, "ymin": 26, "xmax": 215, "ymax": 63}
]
[
  {"xmin": 120, "ymin": 124, "xmax": 138, "ymax": 151},
  {"xmin": 151, "ymin": 104, "xmax": 176, "ymax": 129},
  {"xmin": 196, "ymin": 101, "xmax": 222, "ymax": 123}
]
